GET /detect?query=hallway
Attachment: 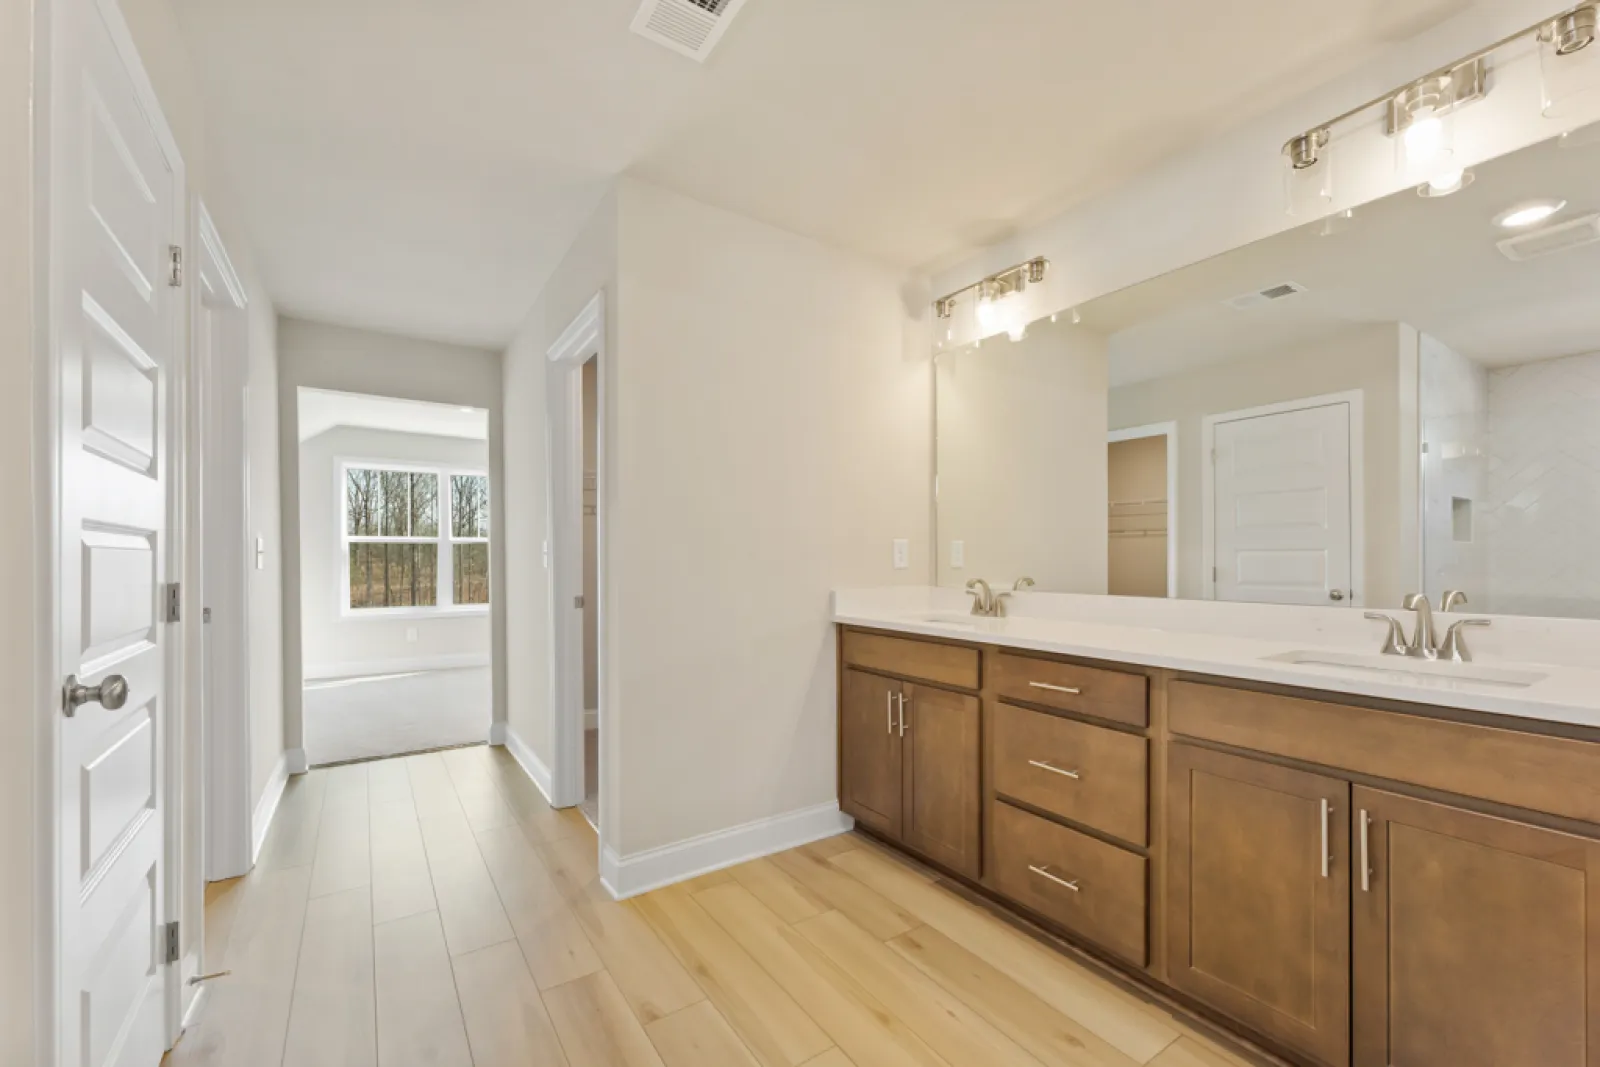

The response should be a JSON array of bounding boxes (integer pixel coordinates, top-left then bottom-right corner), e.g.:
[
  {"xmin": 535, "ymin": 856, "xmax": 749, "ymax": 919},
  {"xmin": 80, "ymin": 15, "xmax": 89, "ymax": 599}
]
[{"xmin": 167, "ymin": 746, "xmax": 1251, "ymax": 1067}]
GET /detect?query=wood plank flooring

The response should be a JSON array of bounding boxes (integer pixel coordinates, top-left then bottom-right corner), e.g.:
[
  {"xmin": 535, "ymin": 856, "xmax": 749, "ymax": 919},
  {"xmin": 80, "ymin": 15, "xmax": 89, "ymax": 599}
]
[{"xmin": 166, "ymin": 747, "xmax": 1253, "ymax": 1067}]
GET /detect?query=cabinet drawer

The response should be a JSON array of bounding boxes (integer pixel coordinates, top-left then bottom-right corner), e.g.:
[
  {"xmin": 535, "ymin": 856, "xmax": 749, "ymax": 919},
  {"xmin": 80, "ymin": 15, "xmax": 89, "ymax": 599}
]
[
  {"xmin": 843, "ymin": 629, "xmax": 980, "ymax": 690},
  {"xmin": 992, "ymin": 653, "xmax": 1147, "ymax": 727},
  {"xmin": 991, "ymin": 802, "xmax": 1147, "ymax": 966},
  {"xmin": 993, "ymin": 703, "xmax": 1148, "ymax": 845}
]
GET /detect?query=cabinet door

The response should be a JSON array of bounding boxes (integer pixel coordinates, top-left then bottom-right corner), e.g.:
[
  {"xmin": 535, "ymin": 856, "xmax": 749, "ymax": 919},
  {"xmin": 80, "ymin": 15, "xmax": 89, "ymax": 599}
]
[
  {"xmin": 1167, "ymin": 744, "xmax": 1350, "ymax": 1067},
  {"xmin": 901, "ymin": 684, "xmax": 981, "ymax": 878},
  {"xmin": 1353, "ymin": 788, "xmax": 1600, "ymax": 1067},
  {"xmin": 840, "ymin": 669, "xmax": 903, "ymax": 838}
]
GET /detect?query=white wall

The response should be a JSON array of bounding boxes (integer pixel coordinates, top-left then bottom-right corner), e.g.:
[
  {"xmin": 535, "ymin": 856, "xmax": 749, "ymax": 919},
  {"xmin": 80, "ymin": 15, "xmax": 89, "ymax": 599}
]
[
  {"xmin": 935, "ymin": 318, "xmax": 1109, "ymax": 592},
  {"xmin": 1111, "ymin": 323, "xmax": 1412, "ymax": 607},
  {"xmin": 1420, "ymin": 334, "xmax": 1489, "ymax": 607},
  {"xmin": 277, "ymin": 318, "xmax": 504, "ymax": 756},
  {"xmin": 611, "ymin": 179, "xmax": 931, "ymax": 856},
  {"xmin": 500, "ymin": 190, "xmax": 617, "ymax": 786},
  {"xmin": 246, "ymin": 306, "xmax": 284, "ymax": 805},
  {"xmin": 297, "ymin": 426, "xmax": 491, "ymax": 677},
  {"xmin": 3, "ymin": 0, "xmax": 37, "ymax": 1058}
]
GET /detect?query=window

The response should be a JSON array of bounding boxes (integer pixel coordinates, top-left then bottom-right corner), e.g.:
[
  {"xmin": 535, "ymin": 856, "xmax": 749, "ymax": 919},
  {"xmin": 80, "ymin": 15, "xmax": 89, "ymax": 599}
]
[{"xmin": 343, "ymin": 463, "xmax": 489, "ymax": 613}]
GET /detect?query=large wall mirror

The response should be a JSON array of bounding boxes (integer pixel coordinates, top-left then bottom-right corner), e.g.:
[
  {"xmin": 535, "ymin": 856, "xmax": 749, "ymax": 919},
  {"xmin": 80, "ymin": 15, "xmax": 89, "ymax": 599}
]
[{"xmin": 935, "ymin": 123, "xmax": 1600, "ymax": 619}]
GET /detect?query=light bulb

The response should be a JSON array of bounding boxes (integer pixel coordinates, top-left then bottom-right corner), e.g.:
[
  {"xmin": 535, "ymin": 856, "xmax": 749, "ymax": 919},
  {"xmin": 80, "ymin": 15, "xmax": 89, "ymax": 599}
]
[
  {"xmin": 1405, "ymin": 111, "xmax": 1445, "ymax": 166},
  {"xmin": 1008, "ymin": 325, "xmax": 1027, "ymax": 343}
]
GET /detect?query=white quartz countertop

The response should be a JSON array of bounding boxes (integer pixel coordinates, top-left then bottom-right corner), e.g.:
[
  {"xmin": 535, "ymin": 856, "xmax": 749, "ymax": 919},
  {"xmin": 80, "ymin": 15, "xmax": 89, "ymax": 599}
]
[{"xmin": 833, "ymin": 587, "xmax": 1600, "ymax": 732}]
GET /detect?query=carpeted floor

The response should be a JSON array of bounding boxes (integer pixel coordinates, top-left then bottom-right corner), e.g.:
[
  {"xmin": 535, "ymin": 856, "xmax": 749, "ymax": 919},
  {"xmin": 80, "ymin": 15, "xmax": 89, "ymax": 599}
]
[{"xmin": 303, "ymin": 665, "xmax": 491, "ymax": 766}]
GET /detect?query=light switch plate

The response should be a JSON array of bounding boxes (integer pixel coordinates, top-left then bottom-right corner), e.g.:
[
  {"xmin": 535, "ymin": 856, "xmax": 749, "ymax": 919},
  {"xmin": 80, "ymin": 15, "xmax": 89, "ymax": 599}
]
[
  {"xmin": 892, "ymin": 539, "xmax": 910, "ymax": 570},
  {"xmin": 950, "ymin": 540, "xmax": 965, "ymax": 568}
]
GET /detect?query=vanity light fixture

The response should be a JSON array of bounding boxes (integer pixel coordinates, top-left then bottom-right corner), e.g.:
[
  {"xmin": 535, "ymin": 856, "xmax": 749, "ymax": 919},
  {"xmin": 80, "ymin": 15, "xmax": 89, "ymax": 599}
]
[
  {"xmin": 1418, "ymin": 168, "xmax": 1474, "ymax": 198},
  {"xmin": 1494, "ymin": 198, "xmax": 1568, "ymax": 228},
  {"xmin": 1541, "ymin": 5, "xmax": 1600, "ymax": 116},
  {"xmin": 1282, "ymin": 129, "xmax": 1333, "ymax": 216},
  {"xmin": 1387, "ymin": 60, "xmax": 1487, "ymax": 183},
  {"xmin": 935, "ymin": 257, "xmax": 1049, "ymax": 344}
]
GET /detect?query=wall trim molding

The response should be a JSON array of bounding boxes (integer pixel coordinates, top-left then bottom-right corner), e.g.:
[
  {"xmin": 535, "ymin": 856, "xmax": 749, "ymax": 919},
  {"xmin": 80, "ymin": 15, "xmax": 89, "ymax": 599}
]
[
  {"xmin": 302, "ymin": 653, "xmax": 490, "ymax": 682},
  {"xmin": 251, "ymin": 752, "xmax": 291, "ymax": 863},
  {"xmin": 599, "ymin": 803, "xmax": 855, "ymax": 901},
  {"xmin": 499, "ymin": 724, "xmax": 554, "ymax": 805},
  {"xmin": 285, "ymin": 748, "xmax": 310, "ymax": 775},
  {"xmin": 487, "ymin": 721, "xmax": 508, "ymax": 745}
]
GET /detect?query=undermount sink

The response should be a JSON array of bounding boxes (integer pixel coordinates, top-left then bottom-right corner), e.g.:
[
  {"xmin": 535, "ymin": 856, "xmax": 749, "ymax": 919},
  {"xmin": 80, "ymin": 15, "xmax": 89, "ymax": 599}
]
[
  {"xmin": 912, "ymin": 611, "xmax": 986, "ymax": 628},
  {"xmin": 1263, "ymin": 649, "xmax": 1547, "ymax": 690}
]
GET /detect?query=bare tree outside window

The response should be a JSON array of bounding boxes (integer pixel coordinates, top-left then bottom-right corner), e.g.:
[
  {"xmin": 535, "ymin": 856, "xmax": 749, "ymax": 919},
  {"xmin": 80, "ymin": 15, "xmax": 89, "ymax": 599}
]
[{"xmin": 345, "ymin": 465, "xmax": 485, "ymax": 611}]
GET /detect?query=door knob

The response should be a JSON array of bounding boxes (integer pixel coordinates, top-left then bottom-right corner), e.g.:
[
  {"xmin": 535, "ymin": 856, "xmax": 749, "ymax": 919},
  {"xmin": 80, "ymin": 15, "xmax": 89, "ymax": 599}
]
[
  {"xmin": 63, "ymin": 674, "xmax": 129, "ymax": 716},
  {"xmin": 1329, "ymin": 590, "xmax": 1346, "ymax": 602}
]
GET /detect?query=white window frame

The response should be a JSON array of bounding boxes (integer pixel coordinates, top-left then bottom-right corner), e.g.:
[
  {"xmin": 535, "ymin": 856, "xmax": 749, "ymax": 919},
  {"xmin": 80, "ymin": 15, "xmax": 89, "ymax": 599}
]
[{"xmin": 337, "ymin": 456, "xmax": 491, "ymax": 619}]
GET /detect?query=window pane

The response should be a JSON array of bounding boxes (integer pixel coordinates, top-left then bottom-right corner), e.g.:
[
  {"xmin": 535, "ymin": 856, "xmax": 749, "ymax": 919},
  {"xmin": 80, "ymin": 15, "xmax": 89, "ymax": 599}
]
[
  {"xmin": 453, "ymin": 543, "xmax": 490, "ymax": 605},
  {"xmin": 410, "ymin": 473, "xmax": 439, "ymax": 537},
  {"xmin": 350, "ymin": 542, "xmax": 438, "ymax": 609},
  {"xmin": 347, "ymin": 468, "xmax": 382, "ymax": 536},
  {"xmin": 451, "ymin": 475, "xmax": 490, "ymax": 539},
  {"xmin": 379, "ymin": 471, "xmax": 411, "ymax": 536}
]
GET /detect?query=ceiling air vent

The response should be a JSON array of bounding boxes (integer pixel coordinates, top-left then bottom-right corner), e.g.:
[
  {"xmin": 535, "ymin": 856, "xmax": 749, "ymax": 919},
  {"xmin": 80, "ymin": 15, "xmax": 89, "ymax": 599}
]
[
  {"xmin": 631, "ymin": 0, "xmax": 751, "ymax": 62},
  {"xmin": 1497, "ymin": 213, "xmax": 1600, "ymax": 262},
  {"xmin": 1223, "ymin": 281, "xmax": 1308, "ymax": 311}
]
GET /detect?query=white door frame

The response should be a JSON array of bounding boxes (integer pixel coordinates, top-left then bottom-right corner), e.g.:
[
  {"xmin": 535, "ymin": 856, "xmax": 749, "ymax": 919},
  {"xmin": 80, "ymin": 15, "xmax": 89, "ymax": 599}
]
[
  {"xmin": 545, "ymin": 292, "xmax": 605, "ymax": 826},
  {"xmin": 37, "ymin": 0, "xmax": 193, "ymax": 1055},
  {"xmin": 1200, "ymin": 390, "xmax": 1365, "ymax": 605},
  {"xmin": 1107, "ymin": 422, "xmax": 1179, "ymax": 598},
  {"xmin": 192, "ymin": 199, "xmax": 253, "ymax": 887}
]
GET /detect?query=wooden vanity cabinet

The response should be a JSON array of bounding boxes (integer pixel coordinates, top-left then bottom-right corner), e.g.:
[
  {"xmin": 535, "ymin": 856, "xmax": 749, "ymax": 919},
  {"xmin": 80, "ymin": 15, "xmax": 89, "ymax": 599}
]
[
  {"xmin": 839, "ymin": 654, "xmax": 981, "ymax": 879},
  {"xmin": 1353, "ymin": 788, "xmax": 1600, "ymax": 1067},
  {"xmin": 1166, "ymin": 744, "xmax": 1351, "ymax": 1067}
]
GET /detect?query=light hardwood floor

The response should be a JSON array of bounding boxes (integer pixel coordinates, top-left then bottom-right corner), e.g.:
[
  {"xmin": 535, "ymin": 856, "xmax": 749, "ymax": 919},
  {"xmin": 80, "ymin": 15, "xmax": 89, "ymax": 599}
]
[{"xmin": 166, "ymin": 746, "xmax": 1254, "ymax": 1067}]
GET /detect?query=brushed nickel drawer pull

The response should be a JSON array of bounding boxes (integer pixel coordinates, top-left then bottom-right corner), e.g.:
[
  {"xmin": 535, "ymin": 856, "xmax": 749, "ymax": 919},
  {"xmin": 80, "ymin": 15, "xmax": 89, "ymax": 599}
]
[
  {"xmin": 1359, "ymin": 809, "xmax": 1372, "ymax": 893},
  {"xmin": 1027, "ymin": 759, "xmax": 1081, "ymax": 780},
  {"xmin": 1320, "ymin": 798, "xmax": 1333, "ymax": 879},
  {"xmin": 897, "ymin": 692, "xmax": 908, "ymax": 736},
  {"xmin": 1028, "ymin": 681, "xmax": 1082, "ymax": 695},
  {"xmin": 1028, "ymin": 865, "xmax": 1080, "ymax": 892},
  {"xmin": 886, "ymin": 692, "xmax": 894, "ymax": 735}
]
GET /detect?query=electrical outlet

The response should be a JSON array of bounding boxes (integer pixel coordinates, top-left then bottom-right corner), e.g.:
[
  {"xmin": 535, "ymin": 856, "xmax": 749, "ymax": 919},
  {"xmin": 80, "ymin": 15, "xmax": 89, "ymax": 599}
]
[
  {"xmin": 950, "ymin": 540, "xmax": 965, "ymax": 568},
  {"xmin": 892, "ymin": 539, "xmax": 910, "ymax": 570}
]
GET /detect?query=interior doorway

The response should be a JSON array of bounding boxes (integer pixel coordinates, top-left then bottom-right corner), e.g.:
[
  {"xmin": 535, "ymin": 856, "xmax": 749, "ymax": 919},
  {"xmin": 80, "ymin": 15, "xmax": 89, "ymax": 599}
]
[
  {"xmin": 295, "ymin": 388, "xmax": 494, "ymax": 765},
  {"xmin": 1108, "ymin": 423, "xmax": 1178, "ymax": 598}
]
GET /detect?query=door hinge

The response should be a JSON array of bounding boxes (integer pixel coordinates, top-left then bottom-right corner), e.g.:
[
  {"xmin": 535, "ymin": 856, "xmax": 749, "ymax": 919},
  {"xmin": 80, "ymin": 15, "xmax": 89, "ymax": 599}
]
[
  {"xmin": 574, "ymin": 595, "xmax": 585, "ymax": 609},
  {"xmin": 167, "ymin": 245, "xmax": 183, "ymax": 287},
  {"xmin": 164, "ymin": 582, "xmax": 181, "ymax": 623},
  {"xmin": 164, "ymin": 921, "xmax": 181, "ymax": 965}
]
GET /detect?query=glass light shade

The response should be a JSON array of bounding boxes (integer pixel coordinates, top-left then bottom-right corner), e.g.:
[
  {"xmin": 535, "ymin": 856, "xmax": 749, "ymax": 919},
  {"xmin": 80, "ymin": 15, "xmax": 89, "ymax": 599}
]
[
  {"xmin": 1541, "ymin": 15, "xmax": 1600, "ymax": 119},
  {"xmin": 1283, "ymin": 153, "xmax": 1334, "ymax": 217},
  {"xmin": 1397, "ymin": 105, "xmax": 1456, "ymax": 181},
  {"xmin": 975, "ymin": 291, "xmax": 1029, "ymax": 343}
]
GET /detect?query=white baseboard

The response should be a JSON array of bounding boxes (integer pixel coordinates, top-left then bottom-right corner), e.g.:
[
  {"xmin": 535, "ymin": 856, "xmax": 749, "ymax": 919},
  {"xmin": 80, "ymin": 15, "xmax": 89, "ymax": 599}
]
[
  {"xmin": 285, "ymin": 747, "xmax": 309, "ymax": 775},
  {"xmin": 302, "ymin": 652, "xmax": 490, "ymax": 682},
  {"xmin": 500, "ymin": 724, "xmax": 554, "ymax": 805},
  {"xmin": 600, "ymin": 803, "xmax": 855, "ymax": 900},
  {"xmin": 487, "ymin": 720, "xmax": 508, "ymax": 745},
  {"xmin": 251, "ymin": 752, "xmax": 290, "ymax": 864}
]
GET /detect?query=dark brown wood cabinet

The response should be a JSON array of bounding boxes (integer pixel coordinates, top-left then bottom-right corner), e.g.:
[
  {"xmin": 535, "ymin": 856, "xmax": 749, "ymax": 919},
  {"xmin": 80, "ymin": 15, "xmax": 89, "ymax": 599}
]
[
  {"xmin": 1353, "ymin": 787, "xmax": 1600, "ymax": 1067},
  {"xmin": 1167, "ymin": 744, "xmax": 1351, "ymax": 1067},
  {"xmin": 839, "ymin": 664, "xmax": 981, "ymax": 878}
]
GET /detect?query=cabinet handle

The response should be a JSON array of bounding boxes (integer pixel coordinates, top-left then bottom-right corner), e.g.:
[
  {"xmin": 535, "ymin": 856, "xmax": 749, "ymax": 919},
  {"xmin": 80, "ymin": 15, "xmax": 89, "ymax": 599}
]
[
  {"xmin": 886, "ymin": 692, "xmax": 894, "ymax": 735},
  {"xmin": 1359, "ymin": 808, "xmax": 1372, "ymax": 893},
  {"xmin": 1028, "ymin": 681, "xmax": 1082, "ymax": 695},
  {"xmin": 1027, "ymin": 760, "xmax": 1081, "ymax": 780},
  {"xmin": 1028, "ymin": 865, "xmax": 1080, "ymax": 892},
  {"xmin": 1320, "ymin": 798, "xmax": 1333, "ymax": 879},
  {"xmin": 897, "ymin": 692, "xmax": 908, "ymax": 736}
]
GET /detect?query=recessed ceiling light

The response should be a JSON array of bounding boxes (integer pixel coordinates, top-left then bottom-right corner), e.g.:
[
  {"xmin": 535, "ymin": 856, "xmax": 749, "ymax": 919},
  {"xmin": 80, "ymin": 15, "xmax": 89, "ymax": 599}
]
[{"xmin": 1495, "ymin": 198, "xmax": 1568, "ymax": 228}]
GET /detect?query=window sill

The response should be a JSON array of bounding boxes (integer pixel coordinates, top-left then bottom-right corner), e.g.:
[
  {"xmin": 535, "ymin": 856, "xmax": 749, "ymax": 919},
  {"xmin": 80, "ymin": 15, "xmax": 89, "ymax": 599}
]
[{"xmin": 340, "ymin": 606, "xmax": 491, "ymax": 621}]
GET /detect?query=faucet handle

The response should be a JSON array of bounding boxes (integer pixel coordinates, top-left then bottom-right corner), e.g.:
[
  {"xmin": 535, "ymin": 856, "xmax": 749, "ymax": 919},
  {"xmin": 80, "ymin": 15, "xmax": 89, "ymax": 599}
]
[
  {"xmin": 1439, "ymin": 618, "xmax": 1490, "ymax": 662},
  {"xmin": 1364, "ymin": 612, "xmax": 1407, "ymax": 656}
]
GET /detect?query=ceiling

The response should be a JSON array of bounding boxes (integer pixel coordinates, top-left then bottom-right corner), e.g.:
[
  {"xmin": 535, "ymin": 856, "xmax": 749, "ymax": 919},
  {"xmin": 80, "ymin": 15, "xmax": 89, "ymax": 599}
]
[
  {"xmin": 297, "ymin": 388, "xmax": 488, "ymax": 442},
  {"xmin": 1088, "ymin": 127, "xmax": 1600, "ymax": 387},
  {"xmin": 174, "ymin": 0, "xmax": 1475, "ymax": 348}
]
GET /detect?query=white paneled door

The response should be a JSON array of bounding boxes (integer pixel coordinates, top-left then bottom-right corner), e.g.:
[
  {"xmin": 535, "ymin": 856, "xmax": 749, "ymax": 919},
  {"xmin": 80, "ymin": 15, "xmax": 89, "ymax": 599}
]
[
  {"xmin": 1212, "ymin": 401, "xmax": 1354, "ymax": 606},
  {"xmin": 53, "ymin": 0, "xmax": 183, "ymax": 1064}
]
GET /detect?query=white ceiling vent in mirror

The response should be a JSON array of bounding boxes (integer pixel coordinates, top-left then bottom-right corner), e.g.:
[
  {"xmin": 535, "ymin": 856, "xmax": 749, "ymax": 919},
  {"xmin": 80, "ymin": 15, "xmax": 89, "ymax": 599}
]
[
  {"xmin": 1223, "ymin": 281, "xmax": 1308, "ymax": 311},
  {"xmin": 1497, "ymin": 213, "xmax": 1600, "ymax": 261},
  {"xmin": 631, "ymin": 0, "xmax": 751, "ymax": 62}
]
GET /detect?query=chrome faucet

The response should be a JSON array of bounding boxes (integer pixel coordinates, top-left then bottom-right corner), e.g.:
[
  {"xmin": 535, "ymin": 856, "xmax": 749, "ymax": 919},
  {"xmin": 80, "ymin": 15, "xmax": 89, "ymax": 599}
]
[{"xmin": 966, "ymin": 578, "xmax": 997, "ymax": 617}]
